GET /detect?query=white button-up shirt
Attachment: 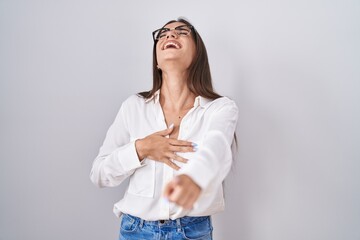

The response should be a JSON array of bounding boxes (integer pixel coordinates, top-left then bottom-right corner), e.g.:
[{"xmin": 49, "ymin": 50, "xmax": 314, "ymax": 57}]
[{"xmin": 90, "ymin": 90, "xmax": 238, "ymax": 221}]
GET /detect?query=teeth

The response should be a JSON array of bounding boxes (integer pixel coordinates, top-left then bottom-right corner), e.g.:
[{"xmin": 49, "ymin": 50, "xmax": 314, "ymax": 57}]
[{"xmin": 164, "ymin": 41, "xmax": 180, "ymax": 49}]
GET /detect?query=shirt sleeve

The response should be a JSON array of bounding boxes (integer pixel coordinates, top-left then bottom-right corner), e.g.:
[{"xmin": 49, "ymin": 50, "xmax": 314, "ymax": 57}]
[
  {"xmin": 90, "ymin": 100, "xmax": 144, "ymax": 188},
  {"xmin": 178, "ymin": 99, "xmax": 238, "ymax": 191}
]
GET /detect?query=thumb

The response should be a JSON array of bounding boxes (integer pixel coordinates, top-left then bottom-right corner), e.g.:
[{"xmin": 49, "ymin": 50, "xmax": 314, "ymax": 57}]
[
  {"xmin": 158, "ymin": 123, "xmax": 174, "ymax": 136},
  {"xmin": 163, "ymin": 177, "xmax": 178, "ymax": 199}
]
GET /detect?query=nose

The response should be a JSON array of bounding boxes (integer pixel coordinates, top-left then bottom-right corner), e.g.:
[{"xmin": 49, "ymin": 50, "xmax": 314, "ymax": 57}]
[{"xmin": 166, "ymin": 30, "xmax": 178, "ymax": 39}]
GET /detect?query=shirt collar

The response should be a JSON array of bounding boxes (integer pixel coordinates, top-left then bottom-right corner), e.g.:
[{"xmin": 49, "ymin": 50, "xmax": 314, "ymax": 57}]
[
  {"xmin": 194, "ymin": 95, "xmax": 211, "ymax": 108},
  {"xmin": 145, "ymin": 89, "xmax": 211, "ymax": 108}
]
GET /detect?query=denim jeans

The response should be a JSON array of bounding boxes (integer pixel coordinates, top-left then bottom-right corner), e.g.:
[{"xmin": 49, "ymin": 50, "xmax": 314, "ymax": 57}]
[{"xmin": 119, "ymin": 213, "xmax": 213, "ymax": 240}]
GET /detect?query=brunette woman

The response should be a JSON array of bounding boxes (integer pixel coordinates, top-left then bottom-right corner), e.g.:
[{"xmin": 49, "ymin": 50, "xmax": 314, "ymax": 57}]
[{"xmin": 90, "ymin": 18, "xmax": 238, "ymax": 240}]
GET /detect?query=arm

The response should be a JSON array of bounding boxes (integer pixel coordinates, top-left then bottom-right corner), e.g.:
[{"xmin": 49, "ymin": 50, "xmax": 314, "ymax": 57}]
[
  {"xmin": 180, "ymin": 100, "xmax": 238, "ymax": 189},
  {"xmin": 164, "ymin": 99, "xmax": 238, "ymax": 207},
  {"xmin": 90, "ymin": 102, "xmax": 142, "ymax": 188}
]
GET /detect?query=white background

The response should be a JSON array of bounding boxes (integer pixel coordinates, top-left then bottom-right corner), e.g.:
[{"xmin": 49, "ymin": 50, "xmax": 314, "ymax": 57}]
[{"xmin": 1, "ymin": 0, "xmax": 359, "ymax": 239}]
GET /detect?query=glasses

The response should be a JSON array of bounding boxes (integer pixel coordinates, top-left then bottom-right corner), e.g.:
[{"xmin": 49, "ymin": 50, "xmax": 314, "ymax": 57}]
[{"xmin": 152, "ymin": 24, "xmax": 193, "ymax": 42}]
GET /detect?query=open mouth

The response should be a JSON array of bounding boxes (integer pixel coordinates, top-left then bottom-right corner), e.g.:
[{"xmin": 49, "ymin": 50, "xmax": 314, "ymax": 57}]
[{"xmin": 163, "ymin": 41, "xmax": 181, "ymax": 50}]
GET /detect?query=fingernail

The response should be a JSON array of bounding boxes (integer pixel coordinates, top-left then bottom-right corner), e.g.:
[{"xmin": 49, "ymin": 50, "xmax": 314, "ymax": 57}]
[
  {"xmin": 191, "ymin": 143, "xmax": 198, "ymax": 147},
  {"xmin": 193, "ymin": 147, "xmax": 198, "ymax": 152},
  {"xmin": 168, "ymin": 123, "xmax": 174, "ymax": 128}
]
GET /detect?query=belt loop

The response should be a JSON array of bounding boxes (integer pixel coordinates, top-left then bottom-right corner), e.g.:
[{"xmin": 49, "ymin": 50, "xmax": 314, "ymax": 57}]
[
  {"xmin": 139, "ymin": 219, "xmax": 144, "ymax": 228},
  {"xmin": 176, "ymin": 218, "xmax": 181, "ymax": 232}
]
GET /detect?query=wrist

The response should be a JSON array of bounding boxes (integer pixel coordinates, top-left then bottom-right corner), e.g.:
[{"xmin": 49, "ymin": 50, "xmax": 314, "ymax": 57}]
[{"xmin": 135, "ymin": 139, "xmax": 146, "ymax": 161}]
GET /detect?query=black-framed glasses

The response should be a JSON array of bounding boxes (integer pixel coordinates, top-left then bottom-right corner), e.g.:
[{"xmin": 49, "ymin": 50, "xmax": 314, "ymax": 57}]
[{"xmin": 152, "ymin": 24, "xmax": 193, "ymax": 42}]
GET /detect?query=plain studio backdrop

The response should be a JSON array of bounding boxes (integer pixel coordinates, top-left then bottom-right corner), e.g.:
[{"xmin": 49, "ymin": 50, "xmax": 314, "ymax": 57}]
[{"xmin": 0, "ymin": 0, "xmax": 359, "ymax": 239}]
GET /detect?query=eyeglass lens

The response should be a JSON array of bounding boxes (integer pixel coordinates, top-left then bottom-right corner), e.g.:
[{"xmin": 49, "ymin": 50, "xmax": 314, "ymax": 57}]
[{"xmin": 154, "ymin": 25, "xmax": 191, "ymax": 41}]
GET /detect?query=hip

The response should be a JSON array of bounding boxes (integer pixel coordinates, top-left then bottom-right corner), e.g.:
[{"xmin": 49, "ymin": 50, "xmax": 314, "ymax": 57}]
[{"xmin": 119, "ymin": 213, "xmax": 213, "ymax": 240}]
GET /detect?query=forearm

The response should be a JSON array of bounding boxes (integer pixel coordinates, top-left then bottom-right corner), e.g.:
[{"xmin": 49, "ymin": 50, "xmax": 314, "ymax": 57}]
[
  {"xmin": 178, "ymin": 100, "xmax": 238, "ymax": 191},
  {"xmin": 179, "ymin": 132, "xmax": 233, "ymax": 190},
  {"xmin": 90, "ymin": 141, "xmax": 143, "ymax": 188}
]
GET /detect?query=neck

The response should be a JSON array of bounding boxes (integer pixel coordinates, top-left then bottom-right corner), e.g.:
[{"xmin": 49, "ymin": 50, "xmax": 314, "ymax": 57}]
[{"xmin": 160, "ymin": 70, "xmax": 195, "ymax": 111}]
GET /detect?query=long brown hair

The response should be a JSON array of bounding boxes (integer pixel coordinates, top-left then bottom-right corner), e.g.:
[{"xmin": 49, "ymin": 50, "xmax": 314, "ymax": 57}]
[{"xmin": 138, "ymin": 18, "xmax": 221, "ymax": 100}]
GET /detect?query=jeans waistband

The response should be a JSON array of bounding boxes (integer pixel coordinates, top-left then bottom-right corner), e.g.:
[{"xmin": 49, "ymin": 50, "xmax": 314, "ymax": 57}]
[{"xmin": 123, "ymin": 213, "xmax": 210, "ymax": 229}]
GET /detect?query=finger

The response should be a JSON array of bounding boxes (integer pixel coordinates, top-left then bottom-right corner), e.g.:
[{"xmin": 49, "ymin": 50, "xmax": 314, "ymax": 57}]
[
  {"xmin": 167, "ymin": 153, "xmax": 188, "ymax": 163},
  {"xmin": 183, "ymin": 192, "xmax": 197, "ymax": 210},
  {"xmin": 163, "ymin": 158, "xmax": 180, "ymax": 171},
  {"xmin": 169, "ymin": 145, "xmax": 196, "ymax": 153},
  {"xmin": 163, "ymin": 179, "xmax": 177, "ymax": 199},
  {"xmin": 177, "ymin": 187, "xmax": 198, "ymax": 210},
  {"xmin": 167, "ymin": 176, "xmax": 182, "ymax": 201},
  {"xmin": 175, "ymin": 185, "xmax": 193, "ymax": 206},
  {"xmin": 168, "ymin": 184, "xmax": 183, "ymax": 203},
  {"xmin": 169, "ymin": 139, "xmax": 195, "ymax": 147},
  {"xmin": 170, "ymin": 176, "xmax": 200, "ymax": 209}
]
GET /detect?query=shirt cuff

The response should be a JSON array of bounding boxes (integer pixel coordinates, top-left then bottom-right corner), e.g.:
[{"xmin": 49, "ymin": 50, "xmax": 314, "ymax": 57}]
[{"xmin": 117, "ymin": 140, "xmax": 144, "ymax": 172}]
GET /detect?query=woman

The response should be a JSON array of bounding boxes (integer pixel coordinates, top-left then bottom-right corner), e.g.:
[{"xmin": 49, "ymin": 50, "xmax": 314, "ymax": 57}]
[{"xmin": 90, "ymin": 18, "xmax": 238, "ymax": 240}]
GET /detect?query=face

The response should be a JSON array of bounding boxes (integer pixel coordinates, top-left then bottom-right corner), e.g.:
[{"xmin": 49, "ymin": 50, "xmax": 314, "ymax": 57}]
[{"xmin": 155, "ymin": 22, "xmax": 196, "ymax": 71}]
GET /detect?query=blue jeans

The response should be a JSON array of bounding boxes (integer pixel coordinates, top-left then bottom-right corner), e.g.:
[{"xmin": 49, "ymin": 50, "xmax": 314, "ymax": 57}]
[{"xmin": 119, "ymin": 213, "xmax": 213, "ymax": 240}]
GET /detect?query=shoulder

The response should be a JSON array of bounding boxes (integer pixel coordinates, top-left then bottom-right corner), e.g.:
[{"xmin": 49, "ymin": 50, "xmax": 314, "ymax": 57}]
[
  {"xmin": 205, "ymin": 96, "xmax": 238, "ymax": 113},
  {"xmin": 121, "ymin": 94, "xmax": 147, "ymax": 108},
  {"xmin": 213, "ymin": 96, "xmax": 237, "ymax": 106},
  {"xmin": 114, "ymin": 94, "xmax": 148, "ymax": 118}
]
